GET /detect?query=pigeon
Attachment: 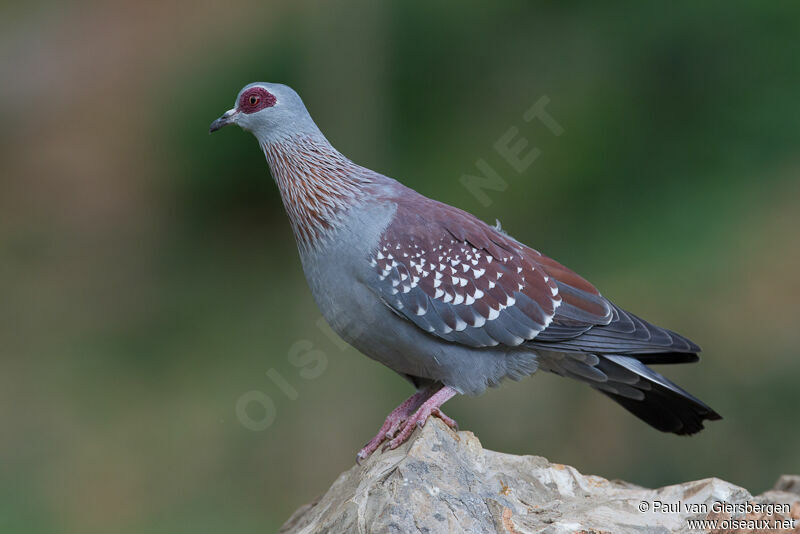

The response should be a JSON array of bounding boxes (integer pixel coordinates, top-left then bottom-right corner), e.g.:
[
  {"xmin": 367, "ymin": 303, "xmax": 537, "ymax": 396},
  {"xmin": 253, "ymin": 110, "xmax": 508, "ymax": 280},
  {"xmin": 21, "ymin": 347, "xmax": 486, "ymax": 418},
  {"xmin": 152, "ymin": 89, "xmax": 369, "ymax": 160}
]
[{"xmin": 210, "ymin": 83, "xmax": 721, "ymax": 462}]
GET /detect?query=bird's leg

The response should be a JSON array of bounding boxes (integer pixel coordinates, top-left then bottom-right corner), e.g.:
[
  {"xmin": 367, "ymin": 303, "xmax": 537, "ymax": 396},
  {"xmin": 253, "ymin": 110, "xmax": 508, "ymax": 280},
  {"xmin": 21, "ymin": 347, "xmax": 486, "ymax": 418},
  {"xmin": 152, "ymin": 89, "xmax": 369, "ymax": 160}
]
[
  {"xmin": 356, "ymin": 387, "xmax": 434, "ymax": 463},
  {"xmin": 383, "ymin": 385, "xmax": 458, "ymax": 452}
]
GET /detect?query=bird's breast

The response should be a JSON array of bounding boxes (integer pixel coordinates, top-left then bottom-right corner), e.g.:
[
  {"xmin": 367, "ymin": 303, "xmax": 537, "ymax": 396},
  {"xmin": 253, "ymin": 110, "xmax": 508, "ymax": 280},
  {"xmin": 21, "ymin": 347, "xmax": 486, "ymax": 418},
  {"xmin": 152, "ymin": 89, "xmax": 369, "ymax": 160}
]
[{"xmin": 297, "ymin": 200, "xmax": 397, "ymax": 342}]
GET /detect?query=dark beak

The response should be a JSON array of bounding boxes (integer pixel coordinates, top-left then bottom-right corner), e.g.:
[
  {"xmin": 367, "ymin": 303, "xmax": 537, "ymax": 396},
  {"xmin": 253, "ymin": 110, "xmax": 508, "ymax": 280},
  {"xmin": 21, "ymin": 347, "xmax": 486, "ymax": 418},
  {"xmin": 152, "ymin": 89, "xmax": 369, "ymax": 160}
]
[{"xmin": 209, "ymin": 109, "xmax": 237, "ymax": 133}]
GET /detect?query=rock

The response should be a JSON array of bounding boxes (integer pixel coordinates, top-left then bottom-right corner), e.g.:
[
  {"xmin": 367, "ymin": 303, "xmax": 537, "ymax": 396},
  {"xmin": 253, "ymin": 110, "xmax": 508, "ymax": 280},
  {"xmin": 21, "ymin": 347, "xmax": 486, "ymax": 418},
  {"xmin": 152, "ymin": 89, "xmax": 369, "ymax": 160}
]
[{"xmin": 279, "ymin": 419, "xmax": 800, "ymax": 533}]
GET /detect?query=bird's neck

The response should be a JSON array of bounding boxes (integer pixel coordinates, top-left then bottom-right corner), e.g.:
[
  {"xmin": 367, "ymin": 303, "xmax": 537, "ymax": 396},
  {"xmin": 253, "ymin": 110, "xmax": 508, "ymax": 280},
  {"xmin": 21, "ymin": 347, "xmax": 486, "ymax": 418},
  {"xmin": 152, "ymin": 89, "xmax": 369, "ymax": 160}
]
[{"xmin": 262, "ymin": 135, "xmax": 373, "ymax": 250}]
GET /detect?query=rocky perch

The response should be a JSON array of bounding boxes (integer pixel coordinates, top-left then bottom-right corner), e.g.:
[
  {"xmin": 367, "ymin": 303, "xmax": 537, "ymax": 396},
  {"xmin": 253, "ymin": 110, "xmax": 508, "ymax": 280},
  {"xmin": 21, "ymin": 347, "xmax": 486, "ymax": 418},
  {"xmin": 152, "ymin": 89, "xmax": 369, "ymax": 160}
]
[{"xmin": 280, "ymin": 419, "xmax": 799, "ymax": 533}]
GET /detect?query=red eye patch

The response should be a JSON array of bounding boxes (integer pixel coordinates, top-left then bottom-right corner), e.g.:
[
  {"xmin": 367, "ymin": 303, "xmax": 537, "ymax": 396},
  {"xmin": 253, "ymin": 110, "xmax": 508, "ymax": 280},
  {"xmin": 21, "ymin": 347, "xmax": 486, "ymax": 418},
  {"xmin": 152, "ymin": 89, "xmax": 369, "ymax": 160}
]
[{"xmin": 238, "ymin": 87, "xmax": 277, "ymax": 114}]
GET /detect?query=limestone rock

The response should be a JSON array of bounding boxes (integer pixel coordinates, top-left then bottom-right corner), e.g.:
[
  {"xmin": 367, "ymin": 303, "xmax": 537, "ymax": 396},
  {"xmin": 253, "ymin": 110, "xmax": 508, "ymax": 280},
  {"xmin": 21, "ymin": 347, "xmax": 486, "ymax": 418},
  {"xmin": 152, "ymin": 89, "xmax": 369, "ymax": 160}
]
[{"xmin": 279, "ymin": 419, "xmax": 800, "ymax": 533}]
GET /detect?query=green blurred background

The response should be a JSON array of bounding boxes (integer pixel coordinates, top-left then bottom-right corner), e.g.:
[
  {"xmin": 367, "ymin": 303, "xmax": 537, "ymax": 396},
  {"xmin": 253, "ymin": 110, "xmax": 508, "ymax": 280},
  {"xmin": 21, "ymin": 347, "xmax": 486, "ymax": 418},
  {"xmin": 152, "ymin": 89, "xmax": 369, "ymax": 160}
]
[{"xmin": 2, "ymin": 1, "xmax": 799, "ymax": 532}]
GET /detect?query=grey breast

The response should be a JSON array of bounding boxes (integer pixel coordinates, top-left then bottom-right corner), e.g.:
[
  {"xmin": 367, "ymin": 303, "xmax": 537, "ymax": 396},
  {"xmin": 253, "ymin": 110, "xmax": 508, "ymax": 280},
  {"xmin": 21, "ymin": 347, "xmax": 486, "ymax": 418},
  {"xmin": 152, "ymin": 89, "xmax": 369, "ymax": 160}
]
[{"xmin": 298, "ymin": 199, "xmax": 538, "ymax": 395}]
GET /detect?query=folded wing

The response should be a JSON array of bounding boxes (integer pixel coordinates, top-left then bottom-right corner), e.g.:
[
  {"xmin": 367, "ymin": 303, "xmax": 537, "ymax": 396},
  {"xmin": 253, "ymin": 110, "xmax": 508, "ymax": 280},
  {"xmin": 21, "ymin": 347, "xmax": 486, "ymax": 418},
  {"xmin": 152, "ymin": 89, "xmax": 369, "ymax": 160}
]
[
  {"xmin": 369, "ymin": 197, "xmax": 617, "ymax": 348},
  {"xmin": 367, "ymin": 195, "xmax": 699, "ymax": 356}
]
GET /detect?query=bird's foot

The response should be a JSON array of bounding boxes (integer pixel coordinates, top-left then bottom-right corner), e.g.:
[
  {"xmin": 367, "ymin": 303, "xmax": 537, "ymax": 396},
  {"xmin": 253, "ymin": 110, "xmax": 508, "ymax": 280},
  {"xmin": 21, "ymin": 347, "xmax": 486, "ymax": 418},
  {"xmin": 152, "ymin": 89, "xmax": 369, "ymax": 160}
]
[
  {"xmin": 356, "ymin": 417, "xmax": 405, "ymax": 463},
  {"xmin": 431, "ymin": 408, "xmax": 458, "ymax": 431},
  {"xmin": 356, "ymin": 389, "xmax": 431, "ymax": 464},
  {"xmin": 382, "ymin": 386, "xmax": 458, "ymax": 452}
]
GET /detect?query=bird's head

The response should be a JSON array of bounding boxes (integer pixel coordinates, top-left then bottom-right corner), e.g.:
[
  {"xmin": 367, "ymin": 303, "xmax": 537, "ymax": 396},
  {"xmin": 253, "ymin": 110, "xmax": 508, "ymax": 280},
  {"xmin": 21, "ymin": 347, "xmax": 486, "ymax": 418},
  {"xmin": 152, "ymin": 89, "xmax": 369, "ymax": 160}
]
[{"xmin": 209, "ymin": 82, "xmax": 318, "ymax": 144}]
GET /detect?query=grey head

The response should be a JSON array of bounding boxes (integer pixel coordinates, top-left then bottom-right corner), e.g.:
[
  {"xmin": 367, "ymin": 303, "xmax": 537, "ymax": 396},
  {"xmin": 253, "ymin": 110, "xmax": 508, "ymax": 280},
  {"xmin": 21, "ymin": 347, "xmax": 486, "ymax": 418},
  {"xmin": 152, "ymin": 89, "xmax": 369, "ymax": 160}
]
[{"xmin": 209, "ymin": 82, "xmax": 322, "ymax": 144}]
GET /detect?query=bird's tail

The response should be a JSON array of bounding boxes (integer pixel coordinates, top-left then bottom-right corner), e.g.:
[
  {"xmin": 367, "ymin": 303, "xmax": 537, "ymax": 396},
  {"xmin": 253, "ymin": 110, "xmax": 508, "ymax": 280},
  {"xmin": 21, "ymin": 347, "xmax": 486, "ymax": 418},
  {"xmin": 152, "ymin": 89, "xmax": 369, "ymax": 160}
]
[
  {"xmin": 543, "ymin": 352, "xmax": 721, "ymax": 434},
  {"xmin": 590, "ymin": 354, "xmax": 721, "ymax": 435}
]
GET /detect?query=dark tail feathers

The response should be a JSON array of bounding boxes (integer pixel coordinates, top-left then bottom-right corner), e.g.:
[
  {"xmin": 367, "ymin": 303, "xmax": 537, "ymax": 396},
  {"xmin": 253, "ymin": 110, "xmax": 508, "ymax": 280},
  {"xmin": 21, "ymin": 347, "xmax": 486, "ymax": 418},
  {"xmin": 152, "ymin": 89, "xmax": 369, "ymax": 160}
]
[{"xmin": 592, "ymin": 355, "xmax": 721, "ymax": 435}]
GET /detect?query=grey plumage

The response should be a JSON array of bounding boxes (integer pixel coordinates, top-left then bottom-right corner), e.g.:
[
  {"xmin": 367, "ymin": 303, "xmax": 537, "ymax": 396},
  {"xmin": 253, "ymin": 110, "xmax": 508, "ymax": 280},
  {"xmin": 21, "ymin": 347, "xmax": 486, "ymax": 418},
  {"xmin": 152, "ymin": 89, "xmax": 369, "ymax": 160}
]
[{"xmin": 210, "ymin": 82, "xmax": 721, "ymax": 454}]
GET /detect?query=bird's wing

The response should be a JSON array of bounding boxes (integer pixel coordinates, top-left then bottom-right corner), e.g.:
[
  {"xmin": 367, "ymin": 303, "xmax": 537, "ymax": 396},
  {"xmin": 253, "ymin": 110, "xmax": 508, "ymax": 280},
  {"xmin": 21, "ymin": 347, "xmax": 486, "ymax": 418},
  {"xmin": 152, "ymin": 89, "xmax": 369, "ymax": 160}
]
[
  {"xmin": 366, "ymin": 196, "xmax": 611, "ymax": 348},
  {"xmin": 367, "ymin": 195, "xmax": 698, "ymax": 354},
  {"xmin": 528, "ymin": 249, "xmax": 700, "ymax": 356}
]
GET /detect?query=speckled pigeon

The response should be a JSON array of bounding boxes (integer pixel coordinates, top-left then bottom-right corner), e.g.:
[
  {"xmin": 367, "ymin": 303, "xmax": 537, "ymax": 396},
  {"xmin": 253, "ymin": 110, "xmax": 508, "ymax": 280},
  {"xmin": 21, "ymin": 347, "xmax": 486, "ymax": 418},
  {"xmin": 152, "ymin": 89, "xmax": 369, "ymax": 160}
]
[{"xmin": 210, "ymin": 83, "xmax": 721, "ymax": 461}]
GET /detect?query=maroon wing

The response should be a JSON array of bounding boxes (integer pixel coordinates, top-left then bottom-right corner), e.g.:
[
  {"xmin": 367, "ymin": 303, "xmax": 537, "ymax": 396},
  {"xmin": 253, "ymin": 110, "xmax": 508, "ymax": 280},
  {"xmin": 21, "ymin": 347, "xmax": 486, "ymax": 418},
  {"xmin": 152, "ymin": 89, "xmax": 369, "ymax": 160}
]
[
  {"xmin": 368, "ymin": 195, "xmax": 612, "ymax": 348},
  {"xmin": 369, "ymin": 192, "xmax": 699, "ymax": 355}
]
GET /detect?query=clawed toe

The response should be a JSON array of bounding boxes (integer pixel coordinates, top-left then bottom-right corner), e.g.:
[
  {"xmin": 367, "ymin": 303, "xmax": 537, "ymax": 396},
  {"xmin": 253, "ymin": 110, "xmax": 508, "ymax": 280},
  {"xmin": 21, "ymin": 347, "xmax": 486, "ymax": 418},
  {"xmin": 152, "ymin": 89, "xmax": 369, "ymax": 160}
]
[
  {"xmin": 357, "ymin": 386, "xmax": 458, "ymax": 462},
  {"xmin": 384, "ymin": 419, "xmax": 405, "ymax": 439},
  {"xmin": 432, "ymin": 408, "xmax": 458, "ymax": 430}
]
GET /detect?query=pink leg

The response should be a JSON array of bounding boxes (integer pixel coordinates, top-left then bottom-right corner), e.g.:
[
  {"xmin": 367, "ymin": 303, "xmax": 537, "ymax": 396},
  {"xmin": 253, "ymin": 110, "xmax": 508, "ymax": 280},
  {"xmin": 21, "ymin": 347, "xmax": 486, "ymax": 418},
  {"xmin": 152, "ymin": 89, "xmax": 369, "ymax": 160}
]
[
  {"xmin": 383, "ymin": 385, "xmax": 458, "ymax": 452},
  {"xmin": 356, "ymin": 388, "xmax": 433, "ymax": 463}
]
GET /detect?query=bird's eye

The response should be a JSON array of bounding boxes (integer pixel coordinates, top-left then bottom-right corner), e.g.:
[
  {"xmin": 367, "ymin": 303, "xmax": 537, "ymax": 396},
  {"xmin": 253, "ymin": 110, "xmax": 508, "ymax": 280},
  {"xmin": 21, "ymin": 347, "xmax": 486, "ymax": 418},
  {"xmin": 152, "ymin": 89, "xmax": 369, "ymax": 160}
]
[{"xmin": 238, "ymin": 87, "xmax": 276, "ymax": 114}]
